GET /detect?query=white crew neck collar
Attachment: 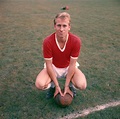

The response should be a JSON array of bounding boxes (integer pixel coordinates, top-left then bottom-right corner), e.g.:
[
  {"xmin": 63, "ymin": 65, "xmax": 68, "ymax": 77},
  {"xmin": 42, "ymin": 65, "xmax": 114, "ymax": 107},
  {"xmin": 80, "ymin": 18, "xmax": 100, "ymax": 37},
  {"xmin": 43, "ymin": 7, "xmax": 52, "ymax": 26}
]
[{"xmin": 55, "ymin": 34, "xmax": 69, "ymax": 52}]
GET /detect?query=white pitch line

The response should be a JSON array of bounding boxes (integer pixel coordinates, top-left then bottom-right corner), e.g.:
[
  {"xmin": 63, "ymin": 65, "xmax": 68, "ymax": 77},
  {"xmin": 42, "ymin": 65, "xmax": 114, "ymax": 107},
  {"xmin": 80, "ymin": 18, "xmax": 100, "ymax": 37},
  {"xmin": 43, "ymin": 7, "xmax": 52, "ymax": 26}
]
[{"xmin": 58, "ymin": 100, "xmax": 120, "ymax": 119}]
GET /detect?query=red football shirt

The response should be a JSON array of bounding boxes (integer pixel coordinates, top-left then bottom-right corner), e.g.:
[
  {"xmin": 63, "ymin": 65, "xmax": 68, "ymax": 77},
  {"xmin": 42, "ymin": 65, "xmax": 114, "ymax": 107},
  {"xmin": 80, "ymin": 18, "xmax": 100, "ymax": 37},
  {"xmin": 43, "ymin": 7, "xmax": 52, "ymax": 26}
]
[{"xmin": 43, "ymin": 32, "xmax": 81, "ymax": 68}]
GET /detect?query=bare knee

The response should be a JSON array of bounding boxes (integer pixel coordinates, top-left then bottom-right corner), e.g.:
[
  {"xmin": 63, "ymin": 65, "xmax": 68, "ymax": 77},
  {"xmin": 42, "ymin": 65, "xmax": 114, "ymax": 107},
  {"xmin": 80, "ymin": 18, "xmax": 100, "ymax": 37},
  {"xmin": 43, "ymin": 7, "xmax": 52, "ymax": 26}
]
[
  {"xmin": 35, "ymin": 77, "xmax": 46, "ymax": 90},
  {"xmin": 74, "ymin": 77, "xmax": 87, "ymax": 90},
  {"xmin": 35, "ymin": 69, "xmax": 51, "ymax": 90},
  {"xmin": 79, "ymin": 82, "xmax": 87, "ymax": 90},
  {"xmin": 73, "ymin": 69, "xmax": 87, "ymax": 90},
  {"xmin": 80, "ymin": 77, "xmax": 87, "ymax": 90},
  {"xmin": 73, "ymin": 81, "xmax": 87, "ymax": 90},
  {"xmin": 35, "ymin": 81, "xmax": 43, "ymax": 90}
]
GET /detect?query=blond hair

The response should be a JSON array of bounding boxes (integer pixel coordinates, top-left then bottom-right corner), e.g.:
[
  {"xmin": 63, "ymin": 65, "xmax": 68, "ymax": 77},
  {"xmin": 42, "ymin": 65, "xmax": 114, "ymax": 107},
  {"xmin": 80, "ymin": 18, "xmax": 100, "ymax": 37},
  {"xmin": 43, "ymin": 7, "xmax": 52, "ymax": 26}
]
[{"xmin": 54, "ymin": 12, "xmax": 71, "ymax": 25}]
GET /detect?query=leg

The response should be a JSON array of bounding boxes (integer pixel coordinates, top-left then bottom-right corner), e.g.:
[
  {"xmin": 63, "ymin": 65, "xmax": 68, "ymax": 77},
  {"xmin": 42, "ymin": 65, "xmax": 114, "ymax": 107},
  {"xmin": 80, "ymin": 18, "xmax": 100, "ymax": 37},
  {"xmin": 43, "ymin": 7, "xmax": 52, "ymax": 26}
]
[
  {"xmin": 35, "ymin": 68, "xmax": 51, "ymax": 90},
  {"xmin": 71, "ymin": 68, "xmax": 87, "ymax": 90}
]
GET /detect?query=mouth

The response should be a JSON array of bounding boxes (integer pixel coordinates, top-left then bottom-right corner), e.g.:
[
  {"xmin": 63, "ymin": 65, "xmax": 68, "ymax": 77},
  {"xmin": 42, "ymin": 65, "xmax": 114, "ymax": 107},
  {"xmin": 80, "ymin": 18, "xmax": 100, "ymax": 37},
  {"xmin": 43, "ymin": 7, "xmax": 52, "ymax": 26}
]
[{"xmin": 59, "ymin": 32, "xmax": 64, "ymax": 36}]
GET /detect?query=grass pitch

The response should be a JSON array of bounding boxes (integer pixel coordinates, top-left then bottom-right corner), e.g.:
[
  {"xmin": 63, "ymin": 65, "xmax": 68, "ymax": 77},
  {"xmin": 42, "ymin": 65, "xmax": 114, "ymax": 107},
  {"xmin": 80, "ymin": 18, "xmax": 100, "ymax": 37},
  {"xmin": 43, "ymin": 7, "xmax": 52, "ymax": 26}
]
[{"xmin": 0, "ymin": 0, "xmax": 120, "ymax": 119}]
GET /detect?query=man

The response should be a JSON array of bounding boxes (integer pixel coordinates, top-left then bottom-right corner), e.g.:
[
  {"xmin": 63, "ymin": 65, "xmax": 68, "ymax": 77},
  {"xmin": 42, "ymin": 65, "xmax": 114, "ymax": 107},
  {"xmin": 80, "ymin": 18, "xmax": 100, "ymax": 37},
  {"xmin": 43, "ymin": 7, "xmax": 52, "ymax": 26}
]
[{"xmin": 35, "ymin": 12, "xmax": 87, "ymax": 99}]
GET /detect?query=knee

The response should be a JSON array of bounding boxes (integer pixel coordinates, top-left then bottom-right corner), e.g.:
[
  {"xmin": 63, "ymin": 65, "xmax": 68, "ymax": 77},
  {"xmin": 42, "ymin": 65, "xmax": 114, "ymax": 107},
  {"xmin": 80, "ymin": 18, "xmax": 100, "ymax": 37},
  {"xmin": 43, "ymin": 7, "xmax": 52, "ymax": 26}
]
[
  {"xmin": 35, "ymin": 81, "xmax": 41, "ymax": 89},
  {"xmin": 80, "ymin": 83, "xmax": 87, "ymax": 90},
  {"xmin": 35, "ymin": 80, "xmax": 44, "ymax": 90},
  {"xmin": 77, "ymin": 81, "xmax": 87, "ymax": 90},
  {"xmin": 80, "ymin": 76, "xmax": 87, "ymax": 90}
]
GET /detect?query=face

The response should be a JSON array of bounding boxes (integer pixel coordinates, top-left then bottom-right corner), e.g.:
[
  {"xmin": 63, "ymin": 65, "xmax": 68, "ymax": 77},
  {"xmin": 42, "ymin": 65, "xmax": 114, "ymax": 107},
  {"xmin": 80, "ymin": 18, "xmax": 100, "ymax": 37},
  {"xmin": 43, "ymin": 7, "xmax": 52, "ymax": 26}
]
[{"xmin": 54, "ymin": 18, "xmax": 71, "ymax": 40}]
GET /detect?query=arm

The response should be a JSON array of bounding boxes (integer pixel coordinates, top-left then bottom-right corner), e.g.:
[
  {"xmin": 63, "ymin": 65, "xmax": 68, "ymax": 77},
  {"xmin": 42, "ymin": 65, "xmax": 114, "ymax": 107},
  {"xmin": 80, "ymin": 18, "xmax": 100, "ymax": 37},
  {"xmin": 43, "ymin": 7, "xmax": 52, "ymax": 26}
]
[
  {"xmin": 64, "ymin": 58, "xmax": 77, "ymax": 96},
  {"xmin": 45, "ymin": 59, "xmax": 63, "ymax": 96},
  {"xmin": 45, "ymin": 59, "xmax": 59, "ymax": 87}
]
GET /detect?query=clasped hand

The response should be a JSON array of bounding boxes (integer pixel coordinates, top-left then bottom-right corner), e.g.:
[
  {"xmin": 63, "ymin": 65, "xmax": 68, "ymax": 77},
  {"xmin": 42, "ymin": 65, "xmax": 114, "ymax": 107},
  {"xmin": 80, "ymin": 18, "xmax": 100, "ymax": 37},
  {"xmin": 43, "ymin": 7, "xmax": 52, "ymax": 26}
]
[{"xmin": 54, "ymin": 86, "xmax": 73, "ymax": 97}]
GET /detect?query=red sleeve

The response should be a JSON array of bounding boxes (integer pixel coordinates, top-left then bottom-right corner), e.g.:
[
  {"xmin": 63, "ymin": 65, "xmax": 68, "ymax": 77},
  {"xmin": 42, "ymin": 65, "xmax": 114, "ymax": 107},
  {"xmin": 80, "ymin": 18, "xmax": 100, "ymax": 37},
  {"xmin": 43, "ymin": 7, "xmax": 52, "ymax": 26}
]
[
  {"xmin": 71, "ymin": 37, "xmax": 81, "ymax": 58},
  {"xmin": 43, "ymin": 39, "xmax": 52, "ymax": 59}
]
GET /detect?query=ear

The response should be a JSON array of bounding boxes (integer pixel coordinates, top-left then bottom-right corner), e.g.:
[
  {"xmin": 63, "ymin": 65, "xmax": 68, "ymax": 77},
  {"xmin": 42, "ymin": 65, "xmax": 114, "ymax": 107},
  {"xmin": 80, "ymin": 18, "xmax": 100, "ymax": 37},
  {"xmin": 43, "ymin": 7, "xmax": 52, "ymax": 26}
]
[
  {"xmin": 54, "ymin": 24, "xmax": 56, "ymax": 30},
  {"xmin": 68, "ymin": 25, "xmax": 71, "ymax": 31}
]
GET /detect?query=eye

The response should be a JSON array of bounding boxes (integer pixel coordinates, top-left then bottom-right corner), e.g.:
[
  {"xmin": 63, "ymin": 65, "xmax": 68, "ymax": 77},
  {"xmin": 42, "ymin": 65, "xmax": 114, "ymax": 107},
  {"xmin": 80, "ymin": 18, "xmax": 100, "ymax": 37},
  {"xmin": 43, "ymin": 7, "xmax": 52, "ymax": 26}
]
[
  {"xmin": 57, "ymin": 24, "xmax": 61, "ymax": 27},
  {"xmin": 63, "ymin": 25, "xmax": 67, "ymax": 28}
]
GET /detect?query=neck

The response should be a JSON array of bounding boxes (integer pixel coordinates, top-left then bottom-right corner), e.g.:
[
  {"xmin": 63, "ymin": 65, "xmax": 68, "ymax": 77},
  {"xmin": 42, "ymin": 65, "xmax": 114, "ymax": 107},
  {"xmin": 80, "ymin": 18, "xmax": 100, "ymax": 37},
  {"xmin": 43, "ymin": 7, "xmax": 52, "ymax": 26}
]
[{"xmin": 56, "ymin": 34, "xmax": 68, "ymax": 43}]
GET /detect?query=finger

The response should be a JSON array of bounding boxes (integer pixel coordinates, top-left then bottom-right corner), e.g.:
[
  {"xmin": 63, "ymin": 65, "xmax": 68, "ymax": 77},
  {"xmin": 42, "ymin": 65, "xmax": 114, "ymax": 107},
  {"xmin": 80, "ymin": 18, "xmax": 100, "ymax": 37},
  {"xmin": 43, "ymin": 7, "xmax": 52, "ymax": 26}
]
[
  {"xmin": 59, "ymin": 90, "xmax": 64, "ymax": 96},
  {"xmin": 63, "ymin": 90, "xmax": 67, "ymax": 96},
  {"xmin": 54, "ymin": 92, "xmax": 58, "ymax": 97},
  {"xmin": 60, "ymin": 93, "xmax": 64, "ymax": 97},
  {"xmin": 54, "ymin": 90, "xmax": 59, "ymax": 97},
  {"xmin": 68, "ymin": 90, "xmax": 73, "ymax": 97}
]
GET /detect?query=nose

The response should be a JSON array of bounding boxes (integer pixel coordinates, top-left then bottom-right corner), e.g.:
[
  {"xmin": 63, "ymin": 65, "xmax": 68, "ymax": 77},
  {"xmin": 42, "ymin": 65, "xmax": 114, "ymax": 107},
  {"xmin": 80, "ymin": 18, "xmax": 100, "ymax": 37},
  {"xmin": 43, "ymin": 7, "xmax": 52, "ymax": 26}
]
[{"xmin": 60, "ymin": 26, "xmax": 64, "ymax": 31}]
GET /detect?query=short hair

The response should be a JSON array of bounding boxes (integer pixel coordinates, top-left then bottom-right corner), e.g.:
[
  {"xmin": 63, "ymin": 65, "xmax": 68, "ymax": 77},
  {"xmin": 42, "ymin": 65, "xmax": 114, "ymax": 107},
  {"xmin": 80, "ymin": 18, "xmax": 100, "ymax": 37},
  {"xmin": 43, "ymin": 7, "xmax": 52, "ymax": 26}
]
[{"xmin": 54, "ymin": 12, "xmax": 71, "ymax": 25}]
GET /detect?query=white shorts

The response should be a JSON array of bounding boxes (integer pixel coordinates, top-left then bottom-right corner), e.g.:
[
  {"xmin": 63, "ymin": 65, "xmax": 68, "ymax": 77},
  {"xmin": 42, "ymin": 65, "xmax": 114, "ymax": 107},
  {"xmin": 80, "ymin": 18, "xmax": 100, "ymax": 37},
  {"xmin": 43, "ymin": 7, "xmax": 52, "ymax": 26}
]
[{"xmin": 44, "ymin": 62, "xmax": 79, "ymax": 79}]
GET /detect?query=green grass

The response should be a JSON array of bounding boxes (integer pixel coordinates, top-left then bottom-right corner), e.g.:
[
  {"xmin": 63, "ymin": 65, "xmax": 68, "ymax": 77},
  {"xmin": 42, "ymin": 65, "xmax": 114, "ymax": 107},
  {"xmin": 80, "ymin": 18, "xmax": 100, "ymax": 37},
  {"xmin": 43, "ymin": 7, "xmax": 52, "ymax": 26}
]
[{"xmin": 0, "ymin": 0, "xmax": 120, "ymax": 119}]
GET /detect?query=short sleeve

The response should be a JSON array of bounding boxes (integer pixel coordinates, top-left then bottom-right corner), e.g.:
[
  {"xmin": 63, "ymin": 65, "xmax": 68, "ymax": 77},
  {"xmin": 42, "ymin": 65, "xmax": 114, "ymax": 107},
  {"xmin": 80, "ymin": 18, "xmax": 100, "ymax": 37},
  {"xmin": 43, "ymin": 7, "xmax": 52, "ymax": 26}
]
[
  {"xmin": 43, "ymin": 39, "xmax": 52, "ymax": 59},
  {"xmin": 71, "ymin": 38, "xmax": 81, "ymax": 59}
]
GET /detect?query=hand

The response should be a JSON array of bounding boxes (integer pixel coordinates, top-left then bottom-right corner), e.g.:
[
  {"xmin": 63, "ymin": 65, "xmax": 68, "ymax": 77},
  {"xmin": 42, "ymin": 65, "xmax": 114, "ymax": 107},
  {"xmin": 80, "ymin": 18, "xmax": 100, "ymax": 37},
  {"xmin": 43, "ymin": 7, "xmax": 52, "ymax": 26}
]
[
  {"xmin": 54, "ymin": 86, "xmax": 64, "ymax": 97},
  {"xmin": 63, "ymin": 86, "xmax": 73, "ymax": 97}
]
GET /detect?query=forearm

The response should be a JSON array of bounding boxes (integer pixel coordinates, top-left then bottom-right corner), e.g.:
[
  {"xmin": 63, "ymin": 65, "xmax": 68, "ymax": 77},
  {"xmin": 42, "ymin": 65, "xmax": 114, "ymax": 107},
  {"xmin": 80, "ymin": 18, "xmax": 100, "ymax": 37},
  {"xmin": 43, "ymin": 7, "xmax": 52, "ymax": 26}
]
[
  {"xmin": 46, "ymin": 64, "xmax": 64, "ymax": 97},
  {"xmin": 65, "ymin": 65, "xmax": 75, "ymax": 87},
  {"xmin": 46, "ymin": 64, "xmax": 59, "ymax": 87}
]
